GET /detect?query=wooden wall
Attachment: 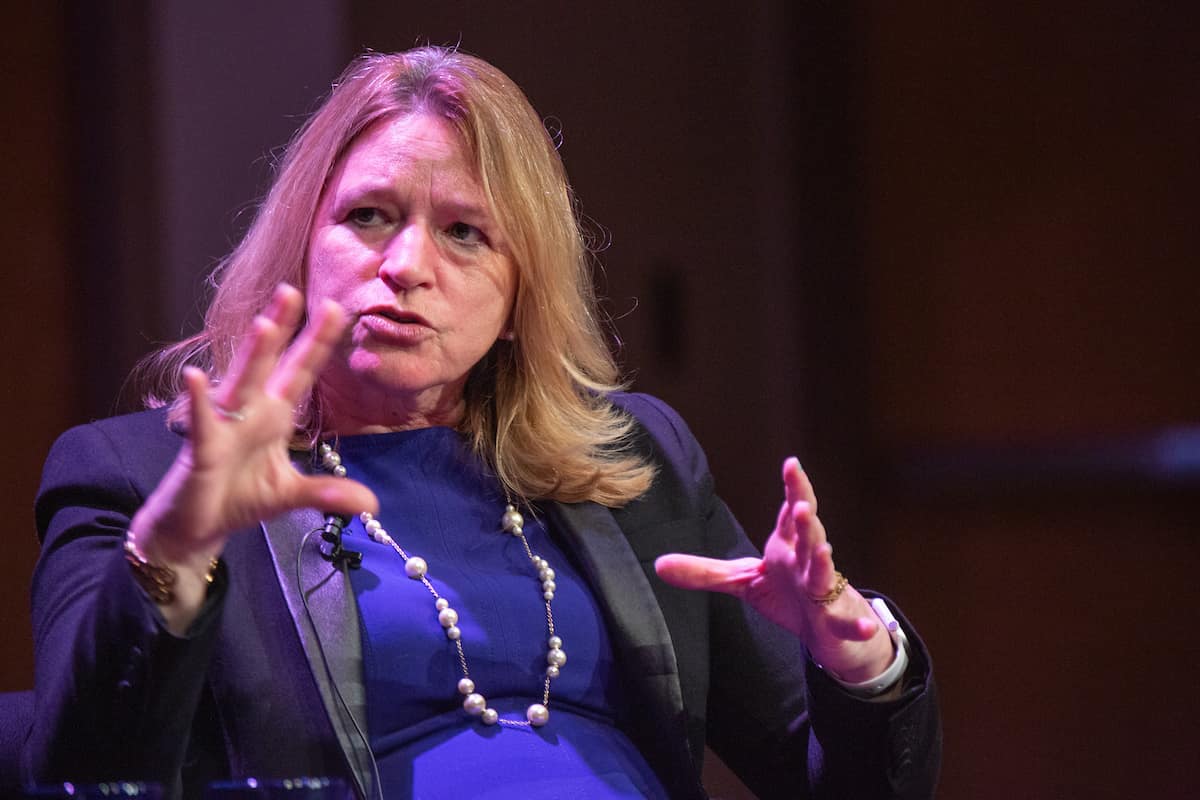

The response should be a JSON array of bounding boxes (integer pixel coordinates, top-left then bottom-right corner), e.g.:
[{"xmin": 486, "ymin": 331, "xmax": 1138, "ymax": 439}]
[
  {"xmin": 0, "ymin": 4, "xmax": 76, "ymax": 696},
  {"xmin": 3, "ymin": 3, "xmax": 1197, "ymax": 798},
  {"xmin": 856, "ymin": 5, "xmax": 1200, "ymax": 798}
]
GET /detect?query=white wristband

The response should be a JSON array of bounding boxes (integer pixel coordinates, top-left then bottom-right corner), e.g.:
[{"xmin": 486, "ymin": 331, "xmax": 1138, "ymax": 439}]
[{"xmin": 827, "ymin": 598, "xmax": 910, "ymax": 698}]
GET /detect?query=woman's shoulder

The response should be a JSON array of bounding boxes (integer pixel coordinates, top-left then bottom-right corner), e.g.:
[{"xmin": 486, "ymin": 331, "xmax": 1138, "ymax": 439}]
[
  {"xmin": 608, "ymin": 392, "xmax": 701, "ymax": 454},
  {"xmin": 607, "ymin": 391, "xmax": 714, "ymax": 490},
  {"xmin": 41, "ymin": 407, "xmax": 183, "ymax": 488},
  {"xmin": 51, "ymin": 406, "xmax": 178, "ymax": 451}
]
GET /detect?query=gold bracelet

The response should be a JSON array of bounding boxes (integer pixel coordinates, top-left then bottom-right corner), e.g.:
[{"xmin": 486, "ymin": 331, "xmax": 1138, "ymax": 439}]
[
  {"xmin": 124, "ymin": 531, "xmax": 219, "ymax": 605},
  {"xmin": 807, "ymin": 571, "xmax": 849, "ymax": 606}
]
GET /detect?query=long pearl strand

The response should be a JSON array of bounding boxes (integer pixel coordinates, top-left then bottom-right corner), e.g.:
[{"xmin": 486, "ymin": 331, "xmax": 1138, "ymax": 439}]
[{"xmin": 318, "ymin": 443, "xmax": 566, "ymax": 728}]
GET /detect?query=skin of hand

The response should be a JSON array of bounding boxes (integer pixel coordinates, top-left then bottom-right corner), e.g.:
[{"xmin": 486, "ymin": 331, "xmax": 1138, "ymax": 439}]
[
  {"xmin": 129, "ymin": 284, "xmax": 379, "ymax": 632},
  {"xmin": 655, "ymin": 457, "xmax": 894, "ymax": 683}
]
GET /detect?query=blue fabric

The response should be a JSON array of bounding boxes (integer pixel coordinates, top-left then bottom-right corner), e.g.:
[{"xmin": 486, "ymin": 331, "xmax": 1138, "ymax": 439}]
[{"xmin": 339, "ymin": 428, "xmax": 667, "ymax": 799}]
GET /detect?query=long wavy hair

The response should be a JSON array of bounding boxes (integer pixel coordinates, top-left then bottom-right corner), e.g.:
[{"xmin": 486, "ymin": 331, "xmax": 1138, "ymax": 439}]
[{"xmin": 137, "ymin": 47, "xmax": 654, "ymax": 506}]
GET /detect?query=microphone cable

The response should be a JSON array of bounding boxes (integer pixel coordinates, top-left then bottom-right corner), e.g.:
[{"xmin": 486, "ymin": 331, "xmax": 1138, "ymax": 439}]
[{"xmin": 296, "ymin": 526, "xmax": 384, "ymax": 800}]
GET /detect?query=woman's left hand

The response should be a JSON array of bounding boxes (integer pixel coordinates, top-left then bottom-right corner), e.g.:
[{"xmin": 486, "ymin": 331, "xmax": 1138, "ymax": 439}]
[{"xmin": 655, "ymin": 457, "xmax": 893, "ymax": 683}]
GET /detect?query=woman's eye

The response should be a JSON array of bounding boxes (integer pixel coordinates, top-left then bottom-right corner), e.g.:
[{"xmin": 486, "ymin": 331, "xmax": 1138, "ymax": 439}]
[
  {"xmin": 347, "ymin": 207, "xmax": 386, "ymax": 227},
  {"xmin": 446, "ymin": 222, "xmax": 485, "ymax": 245}
]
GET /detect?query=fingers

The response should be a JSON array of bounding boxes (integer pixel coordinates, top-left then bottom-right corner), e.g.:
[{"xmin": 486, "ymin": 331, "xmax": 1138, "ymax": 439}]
[
  {"xmin": 820, "ymin": 603, "xmax": 880, "ymax": 642},
  {"xmin": 296, "ymin": 475, "xmax": 380, "ymax": 518},
  {"xmin": 825, "ymin": 586, "xmax": 883, "ymax": 642},
  {"xmin": 782, "ymin": 457, "xmax": 817, "ymax": 514},
  {"xmin": 654, "ymin": 554, "xmax": 762, "ymax": 597},
  {"xmin": 268, "ymin": 298, "xmax": 348, "ymax": 405},
  {"xmin": 775, "ymin": 458, "xmax": 813, "ymax": 544},
  {"xmin": 184, "ymin": 366, "xmax": 216, "ymax": 441},
  {"xmin": 207, "ymin": 286, "xmax": 347, "ymax": 419},
  {"xmin": 851, "ymin": 611, "xmax": 881, "ymax": 642},
  {"xmin": 778, "ymin": 457, "xmax": 843, "ymax": 597},
  {"xmin": 805, "ymin": 538, "xmax": 839, "ymax": 595},
  {"xmin": 214, "ymin": 284, "xmax": 305, "ymax": 410},
  {"xmin": 776, "ymin": 457, "xmax": 822, "ymax": 551}
]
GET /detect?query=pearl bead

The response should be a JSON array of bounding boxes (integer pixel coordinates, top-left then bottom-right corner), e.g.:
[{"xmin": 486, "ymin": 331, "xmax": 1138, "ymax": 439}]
[
  {"xmin": 463, "ymin": 693, "xmax": 486, "ymax": 715},
  {"xmin": 320, "ymin": 450, "xmax": 568, "ymax": 732},
  {"xmin": 526, "ymin": 703, "xmax": 549, "ymax": 726}
]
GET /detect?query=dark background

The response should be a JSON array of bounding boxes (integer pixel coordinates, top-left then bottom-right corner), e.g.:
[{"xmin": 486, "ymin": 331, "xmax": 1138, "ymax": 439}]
[{"xmin": 3, "ymin": 3, "xmax": 1198, "ymax": 798}]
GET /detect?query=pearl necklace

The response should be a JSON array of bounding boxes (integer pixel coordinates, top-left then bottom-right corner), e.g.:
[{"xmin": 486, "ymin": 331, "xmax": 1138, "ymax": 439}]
[{"xmin": 318, "ymin": 442, "xmax": 566, "ymax": 728}]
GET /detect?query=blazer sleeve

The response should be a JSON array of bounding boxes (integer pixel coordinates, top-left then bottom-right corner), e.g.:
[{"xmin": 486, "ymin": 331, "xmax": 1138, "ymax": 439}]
[
  {"xmin": 616, "ymin": 392, "xmax": 942, "ymax": 799},
  {"xmin": 25, "ymin": 416, "xmax": 228, "ymax": 793}
]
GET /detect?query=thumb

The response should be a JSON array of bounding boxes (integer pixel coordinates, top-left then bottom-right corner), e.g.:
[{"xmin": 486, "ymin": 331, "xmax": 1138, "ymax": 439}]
[
  {"xmin": 654, "ymin": 553, "xmax": 762, "ymax": 597},
  {"xmin": 296, "ymin": 476, "xmax": 380, "ymax": 519}
]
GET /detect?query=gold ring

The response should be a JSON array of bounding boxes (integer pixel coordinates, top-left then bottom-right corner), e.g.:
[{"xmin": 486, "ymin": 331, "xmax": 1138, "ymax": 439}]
[{"xmin": 808, "ymin": 571, "xmax": 848, "ymax": 606}]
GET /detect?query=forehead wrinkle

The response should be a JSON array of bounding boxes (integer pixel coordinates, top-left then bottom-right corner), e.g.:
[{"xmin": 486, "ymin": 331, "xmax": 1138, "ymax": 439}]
[
  {"xmin": 329, "ymin": 113, "xmax": 492, "ymax": 219},
  {"xmin": 342, "ymin": 174, "xmax": 490, "ymax": 225}
]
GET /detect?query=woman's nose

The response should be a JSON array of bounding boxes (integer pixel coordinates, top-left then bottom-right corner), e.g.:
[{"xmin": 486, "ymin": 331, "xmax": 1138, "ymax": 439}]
[{"xmin": 378, "ymin": 224, "xmax": 435, "ymax": 290}]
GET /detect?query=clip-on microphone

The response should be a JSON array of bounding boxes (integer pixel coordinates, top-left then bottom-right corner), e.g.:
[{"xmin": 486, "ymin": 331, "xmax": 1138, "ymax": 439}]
[{"xmin": 321, "ymin": 513, "xmax": 363, "ymax": 569}]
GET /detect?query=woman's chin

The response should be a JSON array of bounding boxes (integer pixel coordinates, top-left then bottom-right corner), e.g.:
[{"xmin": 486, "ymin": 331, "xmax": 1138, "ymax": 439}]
[{"xmin": 322, "ymin": 362, "xmax": 465, "ymax": 415}]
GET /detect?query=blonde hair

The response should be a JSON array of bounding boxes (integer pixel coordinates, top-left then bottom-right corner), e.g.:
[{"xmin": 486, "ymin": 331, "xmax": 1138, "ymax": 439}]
[{"xmin": 137, "ymin": 47, "xmax": 654, "ymax": 506}]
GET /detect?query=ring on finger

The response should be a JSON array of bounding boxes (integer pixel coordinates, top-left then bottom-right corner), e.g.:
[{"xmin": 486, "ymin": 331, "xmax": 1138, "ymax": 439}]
[
  {"xmin": 808, "ymin": 571, "xmax": 848, "ymax": 606},
  {"xmin": 213, "ymin": 403, "xmax": 248, "ymax": 423}
]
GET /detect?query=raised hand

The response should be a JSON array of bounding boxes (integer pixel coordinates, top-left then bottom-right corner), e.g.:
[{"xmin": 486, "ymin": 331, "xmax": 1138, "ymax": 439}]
[
  {"xmin": 129, "ymin": 284, "xmax": 378, "ymax": 627},
  {"xmin": 654, "ymin": 457, "xmax": 893, "ymax": 683}
]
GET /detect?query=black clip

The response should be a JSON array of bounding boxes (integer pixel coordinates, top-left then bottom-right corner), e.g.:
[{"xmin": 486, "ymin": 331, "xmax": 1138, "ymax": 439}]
[{"xmin": 320, "ymin": 514, "xmax": 363, "ymax": 569}]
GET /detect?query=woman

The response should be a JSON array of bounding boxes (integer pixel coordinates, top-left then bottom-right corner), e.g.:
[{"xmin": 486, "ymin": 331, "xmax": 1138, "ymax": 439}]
[{"xmin": 28, "ymin": 48, "xmax": 940, "ymax": 798}]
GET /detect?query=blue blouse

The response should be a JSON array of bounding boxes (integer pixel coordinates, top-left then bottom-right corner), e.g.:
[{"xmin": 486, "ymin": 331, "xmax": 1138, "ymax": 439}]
[{"xmin": 337, "ymin": 427, "xmax": 668, "ymax": 799}]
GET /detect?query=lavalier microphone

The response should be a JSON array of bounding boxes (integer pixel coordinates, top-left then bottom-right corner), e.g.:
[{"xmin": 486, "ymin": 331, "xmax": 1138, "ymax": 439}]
[{"xmin": 320, "ymin": 513, "xmax": 363, "ymax": 569}]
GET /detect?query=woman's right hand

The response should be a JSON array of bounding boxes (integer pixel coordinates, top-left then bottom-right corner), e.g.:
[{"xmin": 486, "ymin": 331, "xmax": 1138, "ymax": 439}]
[{"xmin": 129, "ymin": 284, "xmax": 379, "ymax": 630}]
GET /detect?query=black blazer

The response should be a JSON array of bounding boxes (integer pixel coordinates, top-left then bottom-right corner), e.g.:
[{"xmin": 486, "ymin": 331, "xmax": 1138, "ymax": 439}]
[{"xmin": 26, "ymin": 393, "xmax": 940, "ymax": 799}]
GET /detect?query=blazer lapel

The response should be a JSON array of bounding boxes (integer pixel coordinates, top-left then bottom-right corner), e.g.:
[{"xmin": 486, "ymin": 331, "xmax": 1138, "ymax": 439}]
[
  {"xmin": 253, "ymin": 479, "xmax": 696, "ymax": 797},
  {"xmin": 549, "ymin": 501, "xmax": 704, "ymax": 798},
  {"xmin": 260, "ymin": 509, "xmax": 374, "ymax": 800}
]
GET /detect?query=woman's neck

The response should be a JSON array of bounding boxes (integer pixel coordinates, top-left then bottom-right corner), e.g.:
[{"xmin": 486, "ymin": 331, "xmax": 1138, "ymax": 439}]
[{"xmin": 317, "ymin": 381, "xmax": 467, "ymax": 436}]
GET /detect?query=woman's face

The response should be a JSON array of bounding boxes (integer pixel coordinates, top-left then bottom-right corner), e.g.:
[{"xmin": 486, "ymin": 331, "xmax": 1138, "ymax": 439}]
[{"xmin": 306, "ymin": 113, "xmax": 516, "ymax": 432}]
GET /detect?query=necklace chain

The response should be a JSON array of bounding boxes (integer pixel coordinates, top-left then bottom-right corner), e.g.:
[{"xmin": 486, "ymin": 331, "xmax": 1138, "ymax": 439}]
[{"xmin": 318, "ymin": 443, "xmax": 566, "ymax": 728}]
